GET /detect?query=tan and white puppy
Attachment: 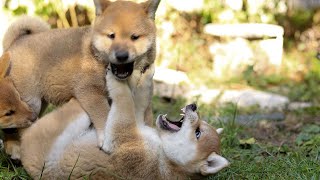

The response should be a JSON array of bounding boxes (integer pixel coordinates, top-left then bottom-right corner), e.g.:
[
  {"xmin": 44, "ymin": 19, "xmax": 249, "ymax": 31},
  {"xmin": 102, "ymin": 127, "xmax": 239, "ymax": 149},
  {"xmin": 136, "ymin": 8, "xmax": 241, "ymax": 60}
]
[
  {"xmin": 20, "ymin": 66, "xmax": 229, "ymax": 179},
  {"xmin": 3, "ymin": 0, "xmax": 160, "ymax": 149}
]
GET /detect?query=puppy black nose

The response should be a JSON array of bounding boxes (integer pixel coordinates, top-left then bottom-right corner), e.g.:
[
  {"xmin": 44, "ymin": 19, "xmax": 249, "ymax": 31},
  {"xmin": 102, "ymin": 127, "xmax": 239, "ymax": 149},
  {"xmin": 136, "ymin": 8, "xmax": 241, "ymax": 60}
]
[
  {"xmin": 186, "ymin": 103, "xmax": 197, "ymax": 111},
  {"xmin": 115, "ymin": 51, "xmax": 129, "ymax": 62}
]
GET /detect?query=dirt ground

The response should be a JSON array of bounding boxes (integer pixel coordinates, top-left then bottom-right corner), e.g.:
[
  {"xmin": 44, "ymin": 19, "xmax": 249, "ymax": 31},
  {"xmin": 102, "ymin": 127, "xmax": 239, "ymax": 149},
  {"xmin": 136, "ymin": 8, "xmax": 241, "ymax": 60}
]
[{"xmin": 248, "ymin": 112, "xmax": 320, "ymax": 147}]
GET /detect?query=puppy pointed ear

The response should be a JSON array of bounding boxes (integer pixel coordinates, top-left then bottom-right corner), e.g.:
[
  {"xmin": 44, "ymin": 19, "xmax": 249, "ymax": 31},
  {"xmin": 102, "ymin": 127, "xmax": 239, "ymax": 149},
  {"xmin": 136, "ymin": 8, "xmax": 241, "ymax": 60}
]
[
  {"xmin": 141, "ymin": 0, "xmax": 161, "ymax": 20},
  {"xmin": 216, "ymin": 128, "xmax": 223, "ymax": 135},
  {"xmin": 0, "ymin": 52, "xmax": 11, "ymax": 79},
  {"xmin": 94, "ymin": 0, "xmax": 111, "ymax": 16},
  {"xmin": 200, "ymin": 152, "xmax": 229, "ymax": 176}
]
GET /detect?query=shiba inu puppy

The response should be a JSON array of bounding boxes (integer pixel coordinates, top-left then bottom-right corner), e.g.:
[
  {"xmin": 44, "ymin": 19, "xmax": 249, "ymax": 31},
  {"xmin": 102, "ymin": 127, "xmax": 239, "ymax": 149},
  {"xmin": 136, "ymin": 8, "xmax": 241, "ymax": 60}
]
[
  {"xmin": 3, "ymin": 0, "xmax": 160, "ymax": 147},
  {"xmin": 20, "ymin": 67, "xmax": 229, "ymax": 179},
  {"xmin": 0, "ymin": 52, "xmax": 36, "ymax": 128},
  {"xmin": 0, "ymin": 52, "xmax": 37, "ymax": 159}
]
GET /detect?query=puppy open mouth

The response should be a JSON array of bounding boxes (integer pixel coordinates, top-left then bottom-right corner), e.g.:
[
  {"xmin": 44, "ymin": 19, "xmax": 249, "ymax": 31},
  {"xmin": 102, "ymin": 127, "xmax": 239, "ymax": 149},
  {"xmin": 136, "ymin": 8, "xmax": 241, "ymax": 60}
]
[
  {"xmin": 159, "ymin": 114, "xmax": 184, "ymax": 132},
  {"xmin": 110, "ymin": 62, "xmax": 134, "ymax": 80}
]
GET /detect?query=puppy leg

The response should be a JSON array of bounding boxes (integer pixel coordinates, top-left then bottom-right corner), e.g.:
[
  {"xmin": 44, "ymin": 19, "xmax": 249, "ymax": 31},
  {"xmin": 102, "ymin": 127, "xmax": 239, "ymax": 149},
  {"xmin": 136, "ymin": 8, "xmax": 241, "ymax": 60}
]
[
  {"xmin": 75, "ymin": 90, "xmax": 109, "ymax": 148},
  {"xmin": 4, "ymin": 134, "xmax": 21, "ymax": 160},
  {"xmin": 102, "ymin": 70, "xmax": 135, "ymax": 153},
  {"xmin": 129, "ymin": 64, "xmax": 155, "ymax": 126},
  {"xmin": 141, "ymin": 65, "xmax": 155, "ymax": 126},
  {"xmin": 144, "ymin": 103, "xmax": 154, "ymax": 126}
]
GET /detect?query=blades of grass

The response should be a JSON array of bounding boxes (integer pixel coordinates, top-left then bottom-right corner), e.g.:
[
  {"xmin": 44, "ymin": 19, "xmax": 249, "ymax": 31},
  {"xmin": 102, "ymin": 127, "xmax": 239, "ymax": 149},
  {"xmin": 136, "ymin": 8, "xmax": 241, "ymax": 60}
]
[
  {"xmin": 68, "ymin": 153, "xmax": 80, "ymax": 180},
  {"xmin": 38, "ymin": 162, "xmax": 45, "ymax": 180},
  {"xmin": 5, "ymin": 155, "xmax": 17, "ymax": 175},
  {"xmin": 231, "ymin": 103, "xmax": 238, "ymax": 128},
  {"xmin": 315, "ymin": 145, "xmax": 319, "ymax": 161}
]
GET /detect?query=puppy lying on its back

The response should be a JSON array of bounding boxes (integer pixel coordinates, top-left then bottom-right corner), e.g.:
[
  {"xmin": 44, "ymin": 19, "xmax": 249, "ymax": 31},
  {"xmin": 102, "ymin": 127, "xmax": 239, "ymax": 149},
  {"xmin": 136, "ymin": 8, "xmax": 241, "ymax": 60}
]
[
  {"xmin": 3, "ymin": 0, "xmax": 160, "ymax": 148},
  {"xmin": 20, "ymin": 66, "xmax": 229, "ymax": 179}
]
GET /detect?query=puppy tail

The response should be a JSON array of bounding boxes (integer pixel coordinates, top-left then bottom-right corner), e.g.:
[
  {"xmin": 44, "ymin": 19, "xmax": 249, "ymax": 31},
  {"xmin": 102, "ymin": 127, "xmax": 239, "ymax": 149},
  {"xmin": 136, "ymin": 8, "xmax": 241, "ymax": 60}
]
[{"xmin": 3, "ymin": 16, "xmax": 50, "ymax": 51}]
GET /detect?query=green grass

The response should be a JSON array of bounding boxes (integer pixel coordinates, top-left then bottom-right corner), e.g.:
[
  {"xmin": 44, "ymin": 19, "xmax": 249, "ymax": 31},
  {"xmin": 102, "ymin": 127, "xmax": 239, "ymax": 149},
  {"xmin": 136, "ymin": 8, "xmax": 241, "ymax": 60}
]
[
  {"xmin": 213, "ymin": 152, "xmax": 320, "ymax": 179},
  {"xmin": 210, "ymin": 121, "xmax": 320, "ymax": 179},
  {"xmin": 0, "ymin": 152, "xmax": 30, "ymax": 180}
]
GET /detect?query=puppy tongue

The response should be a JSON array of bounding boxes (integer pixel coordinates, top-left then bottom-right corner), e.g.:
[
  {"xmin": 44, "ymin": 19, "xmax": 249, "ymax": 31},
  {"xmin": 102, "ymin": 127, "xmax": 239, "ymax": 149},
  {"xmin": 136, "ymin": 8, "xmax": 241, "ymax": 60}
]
[{"xmin": 167, "ymin": 121, "xmax": 180, "ymax": 131}]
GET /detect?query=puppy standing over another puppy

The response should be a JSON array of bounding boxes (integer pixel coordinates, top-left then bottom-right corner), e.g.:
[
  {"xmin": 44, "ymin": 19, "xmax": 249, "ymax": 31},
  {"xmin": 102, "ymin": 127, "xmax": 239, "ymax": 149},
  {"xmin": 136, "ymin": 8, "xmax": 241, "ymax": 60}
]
[
  {"xmin": 2, "ymin": 0, "xmax": 160, "ymax": 149},
  {"xmin": 20, "ymin": 65, "xmax": 229, "ymax": 179}
]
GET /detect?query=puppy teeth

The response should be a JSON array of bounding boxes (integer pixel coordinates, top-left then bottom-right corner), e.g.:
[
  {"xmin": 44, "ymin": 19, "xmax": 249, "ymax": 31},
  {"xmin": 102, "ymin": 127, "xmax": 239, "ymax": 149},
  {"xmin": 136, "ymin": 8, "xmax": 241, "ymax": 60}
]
[
  {"xmin": 179, "ymin": 114, "xmax": 184, "ymax": 122},
  {"xmin": 181, "ymin": 107, "xmax": 186, "ymax": 113},
  {"xmin": 163, "ymin": 114, "xmax": 167, "ymax": 120}
]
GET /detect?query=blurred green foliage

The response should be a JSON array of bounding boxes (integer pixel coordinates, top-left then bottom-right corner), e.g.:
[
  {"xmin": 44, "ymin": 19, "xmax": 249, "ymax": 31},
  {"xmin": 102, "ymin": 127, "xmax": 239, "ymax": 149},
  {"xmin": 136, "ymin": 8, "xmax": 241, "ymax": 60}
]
[
  {"xmin": 3, "ymin": 0, "xmax": 93, "ymax": 28},
  {"xmin": 201, "ymin": 0, "xmax": 286, "ymax": 24}
]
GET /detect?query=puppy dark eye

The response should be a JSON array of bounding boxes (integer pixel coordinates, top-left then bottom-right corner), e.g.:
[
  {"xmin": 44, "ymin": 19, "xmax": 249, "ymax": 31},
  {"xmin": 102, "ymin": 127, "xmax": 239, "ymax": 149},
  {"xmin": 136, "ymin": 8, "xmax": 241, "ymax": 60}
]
[
  {"xmin": 131, "ymin": 34, "xmax": 140, "ymax": 41},
  {"xmin": 195, "ymin": 127, "xmax": 201, "ymax": 139},
  {"xmin": 5, "ymin": 110, "xmax": 15, "ymax": 116},
  {"xmin": 107, "ymin": 33, "xmax": 115, "ymax": 39}
]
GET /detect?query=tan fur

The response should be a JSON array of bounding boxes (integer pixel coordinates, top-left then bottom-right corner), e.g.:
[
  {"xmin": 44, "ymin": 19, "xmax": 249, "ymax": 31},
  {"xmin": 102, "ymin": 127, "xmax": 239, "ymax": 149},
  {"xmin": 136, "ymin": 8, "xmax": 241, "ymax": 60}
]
[
  {"xmin": 0, "ymin": 53, "xmax": 36, "ymax": 159},
  {"xmin": 20, "ymin": 67, "xmax": 229, "ymax": 179},
  {"xmin": 2, "ymin": 16, "xmax": 50, "ymax": 51},
  {"xmin": 0, "ymin": 53, "xmax": 10, "ymax": 78},
  {"xmin": 4, "ymin": 0, "xmax": 160, "ymax": 147},
  {"xmin": 21, "ymin": 98, "xmax": 88, "ymax": 176},
  {"xmin": 0, "ymin": 52, "xmax": 36, "ymax": 128}
]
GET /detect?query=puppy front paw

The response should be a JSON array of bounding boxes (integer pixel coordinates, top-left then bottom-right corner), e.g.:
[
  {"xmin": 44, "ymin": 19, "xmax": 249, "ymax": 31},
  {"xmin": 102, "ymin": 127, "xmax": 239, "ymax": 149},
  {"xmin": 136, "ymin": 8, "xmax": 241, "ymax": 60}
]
[
  {"xmin": 141, "ymin": 64, "xmax": 155, "ymax": 83},
  {"xmin": 5, "ymin": 141, "xmax": 21, "ymax": 160},
  {"xmin": 128, "ymin": 64, "xmax": 154, "ymax": 90},
  {"xmin": 128, "ymin": 68, "xmax": 142, "ymax": 89},
  {"xmin": 135, "ymin": 64, "xmax": 154, "ymax": 94},
  {"xmin": 132, "ymin": 64, "xmax": 154, "ymax": 106},
  {"xmin": 100, "ymin": 138, "xmax": 114, "ymax": 154}
]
